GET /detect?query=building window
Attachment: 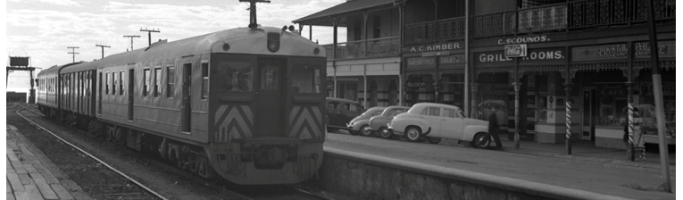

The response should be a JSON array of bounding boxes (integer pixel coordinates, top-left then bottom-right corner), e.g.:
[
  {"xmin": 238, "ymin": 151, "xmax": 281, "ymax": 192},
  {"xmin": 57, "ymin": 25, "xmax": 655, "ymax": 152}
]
[
  {"xmin": 373, "ymin": 15, "xmax": 381, "ymax": 38},
  {"xmin": 143, "ymin": 69, "xmax": 150, "ymax": 96},
  {"xmin": 154, "ymin": 68, "xmax": 161, "ymax": 97},
  {"xmin": 167, "ymin": 67, "xmax": 175, "ymax": 98},
  {"xmin": 201, "ymin": 63, "xmax": 209, "ymax": 99}
]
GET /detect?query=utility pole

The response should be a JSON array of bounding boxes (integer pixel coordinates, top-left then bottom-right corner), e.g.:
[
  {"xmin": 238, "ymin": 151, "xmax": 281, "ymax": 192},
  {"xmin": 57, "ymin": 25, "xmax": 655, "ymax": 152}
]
[
  {"xmin": 67, "ymin": 46, "xmax": 79, "ymax": 63},
  {"xmin": 140, "ymin": 28, "xmax": 160, "ymax": 46},
  {"xmin": 645, "ymin": 0, "xmax": 671, "ymax": 193},
  {"xmin": 239, "ymin": 0, "xmax": 271, "ymax": 28},
  {"xmin": 95, "ymin": 44, "xmax": 111, "ymax": 59},
  {"xmin": 123, "ymin": 35, "xmax": 140, "ymax": 51}
]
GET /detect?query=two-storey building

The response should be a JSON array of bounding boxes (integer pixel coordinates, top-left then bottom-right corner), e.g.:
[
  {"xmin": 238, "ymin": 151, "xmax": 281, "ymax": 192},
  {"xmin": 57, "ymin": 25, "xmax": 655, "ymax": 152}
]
[{"xmin": 294, "ymin": 0, "xmax": 675, "ymax": 149}]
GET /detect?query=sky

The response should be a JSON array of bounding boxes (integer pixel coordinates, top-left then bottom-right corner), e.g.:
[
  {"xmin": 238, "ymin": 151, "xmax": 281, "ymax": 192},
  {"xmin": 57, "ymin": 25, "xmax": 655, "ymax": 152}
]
[{"xmin": 3, "ymin": 0, "xmax": 347, "ymax": 93}]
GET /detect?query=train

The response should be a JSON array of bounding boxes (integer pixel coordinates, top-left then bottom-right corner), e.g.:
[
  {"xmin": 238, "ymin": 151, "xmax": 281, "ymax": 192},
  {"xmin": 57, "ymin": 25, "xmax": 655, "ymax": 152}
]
[{"xmin": 36, "ymin": 26, "xmax": 327, "ymax": 185}]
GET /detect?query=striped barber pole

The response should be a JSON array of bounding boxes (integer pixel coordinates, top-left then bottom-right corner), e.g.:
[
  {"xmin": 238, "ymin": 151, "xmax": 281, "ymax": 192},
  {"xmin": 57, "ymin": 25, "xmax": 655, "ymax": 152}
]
[
  {"xmin": 628, "ymin": 103, "xmax": 634, "ymax": 145},
  {"xmin": 566, "ymin": 101, "xmax": 571, "ymax": 139}
]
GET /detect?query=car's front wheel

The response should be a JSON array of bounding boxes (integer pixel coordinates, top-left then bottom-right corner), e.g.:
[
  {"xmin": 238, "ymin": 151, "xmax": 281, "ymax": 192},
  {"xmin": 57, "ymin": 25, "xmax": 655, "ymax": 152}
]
[
  {"xmin": 471, "ymin": 132, "xmax": 491, "ymax": 148},
  {"xmin": 360, "ymin": 125, "xmax": 373, "ymax": 136},
  {"xmin": 404, "ymin": 126, "xmax": 422, "ymax": 142},
  {"xmin": 378, "ymin": 127, "xmax": 392, "ymax": 139},
  {"xmin": 426, "ymin": 137, "xmax": 441, "ymax": 144}
]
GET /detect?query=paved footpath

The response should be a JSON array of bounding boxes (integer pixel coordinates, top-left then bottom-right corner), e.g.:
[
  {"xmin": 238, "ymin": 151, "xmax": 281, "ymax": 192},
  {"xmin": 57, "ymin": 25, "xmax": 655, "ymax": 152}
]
[{"xmin": 6, "ymin": 125, "xmax": 92, "ymax": 200}]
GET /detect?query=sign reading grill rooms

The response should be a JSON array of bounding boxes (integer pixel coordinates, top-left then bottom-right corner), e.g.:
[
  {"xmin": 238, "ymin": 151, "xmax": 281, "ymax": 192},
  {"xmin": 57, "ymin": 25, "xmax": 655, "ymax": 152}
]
[{"xmin": 475, "ymin": 48, "xmax": 566, "ymax": 65}]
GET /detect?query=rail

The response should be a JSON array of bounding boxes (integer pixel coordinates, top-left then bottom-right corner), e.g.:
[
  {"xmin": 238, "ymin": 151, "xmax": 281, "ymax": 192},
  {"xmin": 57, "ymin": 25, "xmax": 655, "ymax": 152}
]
[
  {"xmin": 404, "ymin": 17, "xmax": 465, "ymax": 44},
  {"xmin": 473, "ymin": 0, "xmax": 675, "ymax": 38},
  {"xmin": 321, "ymin": 36, "xmax": 400, "ymax": 60}
]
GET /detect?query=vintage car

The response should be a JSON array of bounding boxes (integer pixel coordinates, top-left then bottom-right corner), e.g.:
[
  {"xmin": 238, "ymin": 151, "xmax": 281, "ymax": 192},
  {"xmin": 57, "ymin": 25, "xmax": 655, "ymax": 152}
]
[
  {"xmin": 387, "ymin": 103, "xmax": 491, "ymax": 148},
  {"xmin": 346, "ymin": 106, "xmax": 386, "ymax": 136},
  {"xmin": 368, "ymin": 106, "xmax": 410, "ymax": 139},
  {"xmin": 326, "ymin": 97, "xmax": 364, "ymax": 132}
]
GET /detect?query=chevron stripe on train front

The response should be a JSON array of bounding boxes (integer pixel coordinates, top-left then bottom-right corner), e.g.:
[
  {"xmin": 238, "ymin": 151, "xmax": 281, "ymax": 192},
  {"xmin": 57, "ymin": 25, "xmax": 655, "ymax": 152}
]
[
  {"xmin": 288, "ymin": 106, "xmax": 322, "ymax": 139},
  {"xmin": 214, "ymin": 105, "xmax": 253, "ymax": 142}
]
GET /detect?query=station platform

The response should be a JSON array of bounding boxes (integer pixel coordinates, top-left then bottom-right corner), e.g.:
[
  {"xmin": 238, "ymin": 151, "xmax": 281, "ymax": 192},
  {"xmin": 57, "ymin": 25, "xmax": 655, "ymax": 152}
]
[{"xmin": 6, "ymin": 125, "xmax": 91, "ymax": 200}]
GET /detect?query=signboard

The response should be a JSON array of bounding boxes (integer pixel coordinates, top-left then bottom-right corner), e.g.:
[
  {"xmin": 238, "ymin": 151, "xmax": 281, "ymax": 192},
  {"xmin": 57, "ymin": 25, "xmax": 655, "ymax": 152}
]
[
  {"xmin": 505, "ymin": 44, "xmax": 527, "ymax": 57},
  {"xmin": 439, "ymin": 55, "xmax": 465, "ymax": 65},
  {"xmin": 475, "ymin": 48, "xmax": 566, "ymax": 65},
  {"xmin": 406, "ymin": 81, "xmax": 427, "ymax": 88},
  {"xmin": 9, "ymin": 57, "xmax": 30, "ymax": 67},
  {"xmin": 422, "ymin": 51, "xmax": 450, "ymax": 57},
  {"xmin": 497, "ymin": 35, "xmax": 550, "ymax": 45},
  {"xmin": 406, "ymin": 57, "xmax": 435, "ymax": 70},
  {"xmin": 634, "ymin": 40, "xmax": 676, "ymax": 58},
  {"xmin": 571, "ymin": 43, "xmax": 628, "ymax": 62},
  {"xmin": 403, "ymin": 41, "xmax": 463, "ymax": 53}
]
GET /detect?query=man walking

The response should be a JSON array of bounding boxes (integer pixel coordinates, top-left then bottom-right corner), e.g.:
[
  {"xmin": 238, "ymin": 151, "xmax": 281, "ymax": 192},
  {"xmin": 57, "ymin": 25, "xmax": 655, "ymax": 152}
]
[{"xmin": 489, "ymin": 106, "xmax": 504, "ymax": 150}]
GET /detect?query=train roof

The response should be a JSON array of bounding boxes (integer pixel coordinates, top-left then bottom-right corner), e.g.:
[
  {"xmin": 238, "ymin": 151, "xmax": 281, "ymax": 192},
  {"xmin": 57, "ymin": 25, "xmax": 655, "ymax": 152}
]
[
  {"xmin": 38, "ymin": 62, "xmax": 83, "ymax": 77},
  {"xmin": 60, "ymin": 26, "xmax": 325, "ymax": 74}
]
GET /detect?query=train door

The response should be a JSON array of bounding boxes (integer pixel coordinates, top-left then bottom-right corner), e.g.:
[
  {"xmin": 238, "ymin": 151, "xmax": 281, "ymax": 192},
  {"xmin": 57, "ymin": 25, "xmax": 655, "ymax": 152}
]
[
  {"xmin": 255, "ymin": 58, "xmax": 285, "ymax": 136},
  {"xmin": 128, "ymin": 69, "xmax": 134, "ymax": 121},
  {"xmin": 181, "ymin": 63, "xmax": 192, "ymax": 132}
]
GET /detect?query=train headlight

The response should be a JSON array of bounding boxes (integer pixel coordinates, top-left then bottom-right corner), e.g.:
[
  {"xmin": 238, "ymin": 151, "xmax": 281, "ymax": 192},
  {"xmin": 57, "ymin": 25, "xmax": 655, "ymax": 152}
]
[
  {"xmin": 314, "ymin": 47, "xmax": 320, "ymax": 55},
  {"xmin": 267, "ymin": 32, "xmax": 280, "ymax": 52},
  {"xmin": 222, "ymin": 43, "xmax": 230, "ymax": 51}
]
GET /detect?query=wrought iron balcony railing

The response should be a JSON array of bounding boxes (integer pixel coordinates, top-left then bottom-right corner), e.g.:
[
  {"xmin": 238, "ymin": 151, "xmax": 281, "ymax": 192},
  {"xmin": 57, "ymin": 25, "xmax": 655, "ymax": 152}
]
[
  {"xmin": 321, "ymin": 36, "xmax": 400, "ymax": 60},
  {"xmin": 474, "ymin": 0, "xmax": 675, "ymax": 38},
  {"xmin": 404, "ymin": 17, "xmax": 466, "ymax": 45}
]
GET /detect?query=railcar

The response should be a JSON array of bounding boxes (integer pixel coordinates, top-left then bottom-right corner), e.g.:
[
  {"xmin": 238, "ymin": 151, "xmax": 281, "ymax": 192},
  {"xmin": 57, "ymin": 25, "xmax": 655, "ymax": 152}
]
[
  {"xmin": 38, "ymin": 26, "xmax": 327, "ymax": 185},
  {"xmin": 36, "ymin": 62, "xmax": 83, "ymax": 120}
]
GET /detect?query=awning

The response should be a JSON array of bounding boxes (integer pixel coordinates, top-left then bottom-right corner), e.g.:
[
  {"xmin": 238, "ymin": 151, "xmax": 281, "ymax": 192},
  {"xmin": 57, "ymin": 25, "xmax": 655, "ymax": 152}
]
[{"xmin": 292, "ymin": 0, "xmax": 396, "ymax": 26}]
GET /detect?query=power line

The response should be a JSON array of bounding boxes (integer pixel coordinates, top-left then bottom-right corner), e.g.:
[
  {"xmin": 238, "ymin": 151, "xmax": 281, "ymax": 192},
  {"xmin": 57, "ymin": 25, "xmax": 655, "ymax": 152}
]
[
  {"xmin": 123, "ymin": 35, "xmax": 141, "ymax": 51},
  {"xmin": 95, "ymin": 44, "xmax": 111, "ymax": 59},
  {"xmin": 140, "ymin": 28, "xmax": 160, "ymax": 46},
  {"xmin": 67, "ymin": 46, "xmax": 79, "ymax": 63}
]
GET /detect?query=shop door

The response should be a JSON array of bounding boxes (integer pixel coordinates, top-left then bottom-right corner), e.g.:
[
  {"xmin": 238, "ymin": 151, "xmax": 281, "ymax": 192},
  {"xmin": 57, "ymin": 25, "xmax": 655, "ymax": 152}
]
[{"xmin": 581, "ymin": 88, "xmax": 595, "ymax": 140}]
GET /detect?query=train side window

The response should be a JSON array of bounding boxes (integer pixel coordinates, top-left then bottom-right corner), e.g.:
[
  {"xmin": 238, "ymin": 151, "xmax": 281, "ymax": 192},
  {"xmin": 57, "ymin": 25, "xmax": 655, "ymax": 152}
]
[
  {"xmin": 143, "ymin": 69, "xmax": 150, "ymax": 96},
  {"xmin": 201, "ymin": 63, "xmax": 209, "ymax": 99},
  {"xmin": 291, "ymin": 65, "xmax": 321, "ymax": 93},
  {"xmin": 218, "ymin": 61, "xmax": 252, "ymax": 92},
  {"xmin": 167, "ymin": 66, "xmax": 175, "ymax": 98},
  {"xmin": 113, "ymin": 71, "xmax": 117, "ymax": 95},
  {"xmin": 105, "ymin": 73, "xmax": 110, "ymax": 95},
  {"xmin": 119, "ymin": 71, "xmax": 124, "ymax": 95},
  {"xmin": 154, "ymin": 68, "xmax": 161, "ymax": 97}
]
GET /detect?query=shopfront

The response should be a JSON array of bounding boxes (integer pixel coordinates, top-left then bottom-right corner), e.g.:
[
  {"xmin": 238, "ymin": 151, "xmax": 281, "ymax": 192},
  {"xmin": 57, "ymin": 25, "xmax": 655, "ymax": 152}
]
[{"xmin": 402, "ymin": 41, "xmax": 465, "ymax": 107}]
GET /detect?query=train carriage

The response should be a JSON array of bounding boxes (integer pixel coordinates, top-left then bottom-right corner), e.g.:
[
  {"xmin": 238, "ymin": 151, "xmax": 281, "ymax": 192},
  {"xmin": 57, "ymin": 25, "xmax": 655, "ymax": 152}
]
[
  {"xmin": 37, "ymin": 63, "xmax": 82, "ymax": 119},
  {"xmin": 41, "ymin": 26, "xmax": 327, "ymax": 185}
]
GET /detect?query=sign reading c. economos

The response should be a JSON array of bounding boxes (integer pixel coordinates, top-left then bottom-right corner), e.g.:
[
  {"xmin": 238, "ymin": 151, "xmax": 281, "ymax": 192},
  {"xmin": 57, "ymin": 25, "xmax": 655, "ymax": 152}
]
[{"xmin": 505, "ymin": 44, "xmax": 527, "ymax": 57}]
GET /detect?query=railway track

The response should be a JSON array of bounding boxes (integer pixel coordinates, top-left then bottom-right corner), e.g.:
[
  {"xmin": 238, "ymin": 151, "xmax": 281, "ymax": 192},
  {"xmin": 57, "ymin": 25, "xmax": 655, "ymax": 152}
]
[
  {"xmin": 16, "ymin": 104, "xmax": 334, "ymax": 200},
  {"xmin": 15, "ymin": 105, "xmax": 168, "ymax": 200}
]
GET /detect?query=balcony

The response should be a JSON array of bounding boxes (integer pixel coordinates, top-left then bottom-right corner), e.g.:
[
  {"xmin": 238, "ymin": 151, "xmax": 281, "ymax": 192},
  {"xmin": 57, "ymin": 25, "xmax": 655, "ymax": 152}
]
[
  {"xmin": 404, "ymin": 17, "xmax": 466, "ymax": 45},
  {"xmin": 322, "ymin": 36, "xmax": 400, "ymax": 60},
  {"xmin": 473, "ymin": 0, "xmax": 675, "ymax": 38}
]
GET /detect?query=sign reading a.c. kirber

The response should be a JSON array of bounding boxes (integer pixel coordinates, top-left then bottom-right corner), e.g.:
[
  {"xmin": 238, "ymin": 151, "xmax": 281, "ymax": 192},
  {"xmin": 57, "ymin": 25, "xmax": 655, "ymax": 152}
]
[{"xmin": 505, "ymin": 44, "xmax": 527, "ymax": 57}]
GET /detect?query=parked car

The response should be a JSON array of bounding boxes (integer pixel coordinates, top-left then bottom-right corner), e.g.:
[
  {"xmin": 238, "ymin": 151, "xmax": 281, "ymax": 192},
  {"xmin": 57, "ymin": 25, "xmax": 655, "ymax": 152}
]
[
  {"xmin": 387, "ymin": 103, "xmax": 491, "ymax": 148},
  {"xmin": 347, "ymin": 106, "xmax": 386, "ymax": 136},
  {"xmin": 368, "ymin": 106, "xmax": 410, "ymax": 139},
  {"xmin": 326, "ymin": 97, "xmax": 364, "ymax": 132}
]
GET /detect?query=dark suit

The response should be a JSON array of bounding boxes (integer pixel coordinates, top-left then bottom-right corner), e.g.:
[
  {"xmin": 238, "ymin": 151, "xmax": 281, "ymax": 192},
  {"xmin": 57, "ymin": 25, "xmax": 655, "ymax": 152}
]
[{"xmin": 489, "ymin": 111, "xmax": 503, "ymax": 149}]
